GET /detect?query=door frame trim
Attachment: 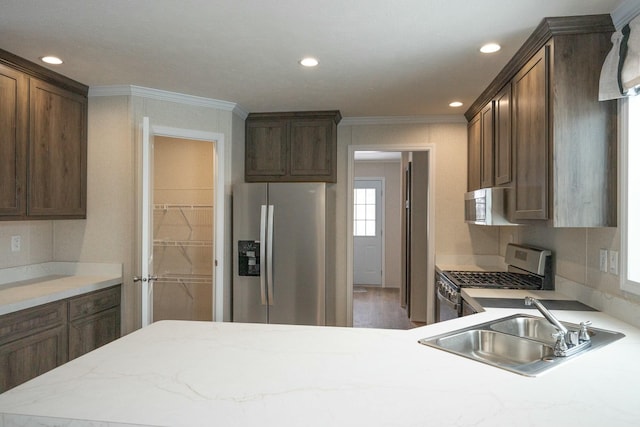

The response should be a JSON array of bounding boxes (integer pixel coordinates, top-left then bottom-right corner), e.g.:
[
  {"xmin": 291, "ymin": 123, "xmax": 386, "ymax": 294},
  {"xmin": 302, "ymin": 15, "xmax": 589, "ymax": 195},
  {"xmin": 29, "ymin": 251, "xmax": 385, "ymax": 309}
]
[
  {"xmin": 353, "ymin": 177, "xmax": 386, "ymax": 287},
  {"xmin": 347, "ymin": 145, "xmax": 436, "ymax": 326},
  {"xmin": 148, "ymin": 124, "xmax": 226, "ymax": 322}
]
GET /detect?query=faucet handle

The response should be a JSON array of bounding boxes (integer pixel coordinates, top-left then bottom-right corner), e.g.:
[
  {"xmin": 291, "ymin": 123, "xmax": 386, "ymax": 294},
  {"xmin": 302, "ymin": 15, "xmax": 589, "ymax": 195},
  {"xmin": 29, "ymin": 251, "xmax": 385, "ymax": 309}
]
[
  {"xmin": 552, "ymin": 331, "xmax": 569, "ymax": 355},
  {"xmin": 579, "ymin": 321, "xmax": 592, "ymax": 343}
]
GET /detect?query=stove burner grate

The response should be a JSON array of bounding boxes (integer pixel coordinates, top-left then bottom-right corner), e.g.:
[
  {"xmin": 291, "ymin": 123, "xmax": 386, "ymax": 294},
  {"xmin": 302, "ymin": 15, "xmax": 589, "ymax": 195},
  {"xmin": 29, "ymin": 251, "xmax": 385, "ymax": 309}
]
[{"xmin": 444, "ymin": 271, "xmax": 543, "ymax": 290}]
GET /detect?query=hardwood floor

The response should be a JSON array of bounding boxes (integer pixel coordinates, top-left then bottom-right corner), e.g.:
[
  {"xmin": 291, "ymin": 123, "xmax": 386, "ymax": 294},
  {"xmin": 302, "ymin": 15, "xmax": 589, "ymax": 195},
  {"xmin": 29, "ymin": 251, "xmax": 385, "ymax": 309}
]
[{"xmin": 353, "ymin": 285, "xmax": 421, "ymax": 330}]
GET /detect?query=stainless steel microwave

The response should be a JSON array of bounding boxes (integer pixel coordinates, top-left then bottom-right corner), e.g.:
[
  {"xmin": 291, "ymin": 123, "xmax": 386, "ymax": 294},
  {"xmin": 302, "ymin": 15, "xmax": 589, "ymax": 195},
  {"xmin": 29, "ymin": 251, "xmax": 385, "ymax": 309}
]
[{"xmin": 464, "ymin": 188, "xmax": 517, "ymax": 226}]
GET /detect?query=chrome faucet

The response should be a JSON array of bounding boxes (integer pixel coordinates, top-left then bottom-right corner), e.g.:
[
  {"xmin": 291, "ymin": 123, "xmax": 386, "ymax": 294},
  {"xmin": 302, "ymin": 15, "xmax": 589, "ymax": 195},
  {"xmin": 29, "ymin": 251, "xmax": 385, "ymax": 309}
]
[
  {"xmin": 524, "ymin": 296, "xmax": 593, "ymax": 356},
  {"xmin": 524, "ymin": 296, "xmax": 568, "ymax": 335}
]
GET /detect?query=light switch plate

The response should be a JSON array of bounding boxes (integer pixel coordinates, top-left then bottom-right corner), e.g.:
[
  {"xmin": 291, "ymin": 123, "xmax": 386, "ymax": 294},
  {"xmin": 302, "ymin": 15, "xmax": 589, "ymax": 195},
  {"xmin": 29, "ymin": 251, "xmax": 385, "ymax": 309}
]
[
  {"xmin": 609, "ymin": 250, "xmax": 619, "ymax": 275},
  {"xmin": 599, "ymin": 249, "xmax": 608, "ymax": 272}
]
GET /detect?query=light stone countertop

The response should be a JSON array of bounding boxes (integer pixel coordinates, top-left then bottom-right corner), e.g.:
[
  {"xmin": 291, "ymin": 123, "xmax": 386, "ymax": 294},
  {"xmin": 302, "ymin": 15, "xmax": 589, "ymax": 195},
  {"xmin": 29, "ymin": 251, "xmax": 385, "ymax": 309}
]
[
  {"xmin": 0, "ymin": 304, "xmax": 638, "ymax": 427},
  {"xmin": 0, "ymin": 262, "xmax": 122, "ymax": 316}
]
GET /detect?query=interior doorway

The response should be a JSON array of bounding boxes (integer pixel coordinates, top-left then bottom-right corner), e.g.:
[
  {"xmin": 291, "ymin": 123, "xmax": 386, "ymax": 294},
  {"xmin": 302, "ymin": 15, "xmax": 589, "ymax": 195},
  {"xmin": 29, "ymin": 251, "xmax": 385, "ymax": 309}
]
[
  {"xmin": 348, "ymin": 146, "xmax": 435, "ymax": 329},
  {"xmin": 152, "ymin": 136, "xmax": 214, "ymax": 321},
  {"xmin": 139, "ymin": 118, "xmax": 226, "ymax": 326}
]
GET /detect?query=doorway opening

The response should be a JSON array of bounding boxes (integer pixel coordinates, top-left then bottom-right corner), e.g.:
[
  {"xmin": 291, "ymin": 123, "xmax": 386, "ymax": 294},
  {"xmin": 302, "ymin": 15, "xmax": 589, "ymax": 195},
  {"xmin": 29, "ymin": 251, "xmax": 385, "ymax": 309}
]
[
  {"xmin": 152, "ymin": 136, "xmax": 214, "ymax": 321},
  {"xmin": 348, "ymin": 147, "xmax": 435, "ymax": 329}
]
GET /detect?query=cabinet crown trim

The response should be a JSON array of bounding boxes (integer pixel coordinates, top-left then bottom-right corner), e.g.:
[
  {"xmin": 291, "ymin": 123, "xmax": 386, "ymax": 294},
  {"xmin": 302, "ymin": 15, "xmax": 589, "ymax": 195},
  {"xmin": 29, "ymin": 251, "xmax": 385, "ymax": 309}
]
[
  {"xmin": 464, "ymin": 14, "xmax": 614, "ymax": 120},
  {"xmin": 247, "ymin": 110, "xmax": 342, "ymax": 125}
]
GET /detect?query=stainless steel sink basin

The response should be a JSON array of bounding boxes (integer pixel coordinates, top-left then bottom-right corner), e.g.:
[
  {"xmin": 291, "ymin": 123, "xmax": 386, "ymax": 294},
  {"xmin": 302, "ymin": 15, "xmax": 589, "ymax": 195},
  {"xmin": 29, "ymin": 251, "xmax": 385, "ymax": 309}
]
[
  {"xmin": 419, "ymin": 314, "xmax": 625, "ymax": 377},
  {"xmin": 489, "ymin": 316, "xmax": 558, "ymax": 345},
  {"xmin": 433, "ymin": 329, "xmax": 553, "ymax": 366}
]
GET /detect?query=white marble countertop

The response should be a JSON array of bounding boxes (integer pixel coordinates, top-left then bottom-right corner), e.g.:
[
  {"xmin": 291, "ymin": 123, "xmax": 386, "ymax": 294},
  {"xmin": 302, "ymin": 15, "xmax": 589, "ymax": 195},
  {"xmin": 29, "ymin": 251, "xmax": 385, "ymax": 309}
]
[
  {"xmin": 0, "ymin": 304, "xmax": 638, "ymax": 427},
  {"xmin": 0, "ymin": 262, "xmax": 122, "ymax": 316}
]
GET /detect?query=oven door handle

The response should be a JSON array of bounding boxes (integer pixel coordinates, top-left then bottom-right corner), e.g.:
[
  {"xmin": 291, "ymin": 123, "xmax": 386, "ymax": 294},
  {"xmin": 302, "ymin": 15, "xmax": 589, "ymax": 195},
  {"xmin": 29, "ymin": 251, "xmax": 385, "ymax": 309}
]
[{"xmin": 437, "ymin": 287, "xmax": 460, "ymax": 311}]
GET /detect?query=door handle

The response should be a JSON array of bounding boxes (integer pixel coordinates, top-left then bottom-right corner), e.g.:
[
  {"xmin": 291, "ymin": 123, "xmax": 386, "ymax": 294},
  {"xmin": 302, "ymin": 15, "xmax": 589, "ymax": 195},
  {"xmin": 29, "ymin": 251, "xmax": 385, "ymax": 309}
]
[{"xmin": 133, "ymin": 275, "xmax": 158, "ymax": 283}]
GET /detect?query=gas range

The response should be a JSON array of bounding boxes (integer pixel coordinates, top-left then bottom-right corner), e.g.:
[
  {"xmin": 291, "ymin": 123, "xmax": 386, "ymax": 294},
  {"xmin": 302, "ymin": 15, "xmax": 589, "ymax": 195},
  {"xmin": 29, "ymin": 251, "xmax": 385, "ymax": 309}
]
[
  {"xmin": 442, "ymin": 270, "xmax": 544, "ymax": 290},
  {"xmin": 435, "ymin": 244, "xmax": 553, "ymax": 322}
]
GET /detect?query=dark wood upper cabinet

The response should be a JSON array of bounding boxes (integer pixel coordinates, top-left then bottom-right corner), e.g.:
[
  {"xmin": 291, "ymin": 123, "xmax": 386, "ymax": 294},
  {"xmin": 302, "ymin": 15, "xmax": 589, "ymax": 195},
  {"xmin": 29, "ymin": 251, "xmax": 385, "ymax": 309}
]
[
  {"xmin": 467, "ymin": 101, "xmax": 494, "ymax": 191},
  {"xmin": 513, "ymin": 47, "xmax": 549, "ymax": 221},
  {"xmin": 465, "ymin": 15, "xmax": 617, "ymax": 227},
  {"xmin": 493, "ymin": 83, "xmax": 512, "ymax": 186},
  {"xmin": 467, "ymin": 113, "xmax": 481, "ymax": 191},
  {"xmin": 0, "ymin": 48, "xmax": 88, "ymax": 221},
  {"xmin": 245, "ymin": 111, "xmax": 341, "ymax": 183},
  {"xmin": 480, "ymin": 101, "xmax": 494, "ymax": 189},
  {"xmin": 0, "ymin": 63, "xmax": 27, "ymax": 216},
  {"xmin": 28, "ymin": 78, "xmax": 87, "ymax": 217}
]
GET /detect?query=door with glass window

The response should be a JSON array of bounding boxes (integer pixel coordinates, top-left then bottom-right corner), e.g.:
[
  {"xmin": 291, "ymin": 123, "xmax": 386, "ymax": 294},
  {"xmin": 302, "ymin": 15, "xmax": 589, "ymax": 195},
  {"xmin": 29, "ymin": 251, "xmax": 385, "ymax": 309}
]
[{"xmin": 353, "ymin": 179, "xmax": 383, "ymax": 285}]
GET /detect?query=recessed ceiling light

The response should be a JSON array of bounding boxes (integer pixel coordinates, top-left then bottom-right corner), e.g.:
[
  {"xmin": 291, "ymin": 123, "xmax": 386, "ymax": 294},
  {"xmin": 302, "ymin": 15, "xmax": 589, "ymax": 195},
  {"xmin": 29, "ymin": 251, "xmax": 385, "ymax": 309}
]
[
  {"xmin": 480, "ymin": 43, "xmax": 501, "ymax": 54},
  {"xmin": 41, "ymin": 56, "xmax": 63, "ymax": 65},
  {"xmin": 449, "ymin": 101, "xmax": 463, "ymax": 108},
  {"xmin": 299, "ymin": 57, "xmax": 319, "ymax": 67}
]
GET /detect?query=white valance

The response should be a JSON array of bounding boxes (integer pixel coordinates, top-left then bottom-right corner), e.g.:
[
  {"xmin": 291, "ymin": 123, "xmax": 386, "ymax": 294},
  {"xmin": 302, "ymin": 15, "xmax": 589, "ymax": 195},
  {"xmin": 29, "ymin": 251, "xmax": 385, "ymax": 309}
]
[{"xmin": 599, "ymin": 14, "xmax": 640, "ymax": 100}]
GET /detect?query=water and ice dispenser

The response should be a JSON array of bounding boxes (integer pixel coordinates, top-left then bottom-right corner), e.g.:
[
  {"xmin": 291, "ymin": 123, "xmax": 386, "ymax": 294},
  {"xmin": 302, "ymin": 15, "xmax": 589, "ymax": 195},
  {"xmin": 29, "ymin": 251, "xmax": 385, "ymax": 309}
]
[{"xmin": 238, "ymin": 240, "xmax": 260, "ymax": 276}]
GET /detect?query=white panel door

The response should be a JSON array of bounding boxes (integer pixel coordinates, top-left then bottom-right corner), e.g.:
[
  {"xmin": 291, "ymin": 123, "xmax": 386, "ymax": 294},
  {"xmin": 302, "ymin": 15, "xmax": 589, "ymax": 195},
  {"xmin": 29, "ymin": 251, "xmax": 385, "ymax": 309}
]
[
  {"xmin": 353, "ymin": 179, "xmax": 383, "ymax": 285},
  {"xmin": 139, "ymin": 116, "xmax": 155, "ymax": 327}
]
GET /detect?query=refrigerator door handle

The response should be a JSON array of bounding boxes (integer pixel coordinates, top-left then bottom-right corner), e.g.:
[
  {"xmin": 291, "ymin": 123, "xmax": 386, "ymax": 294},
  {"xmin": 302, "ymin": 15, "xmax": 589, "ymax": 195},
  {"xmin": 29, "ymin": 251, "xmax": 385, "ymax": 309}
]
[
  {"xmin": 259, "ymin": 205, "xmax": 268, "ymax": 306},
  {"xmin": 267, "ymin": 204, "xmax": 275, "ymax": 306}
]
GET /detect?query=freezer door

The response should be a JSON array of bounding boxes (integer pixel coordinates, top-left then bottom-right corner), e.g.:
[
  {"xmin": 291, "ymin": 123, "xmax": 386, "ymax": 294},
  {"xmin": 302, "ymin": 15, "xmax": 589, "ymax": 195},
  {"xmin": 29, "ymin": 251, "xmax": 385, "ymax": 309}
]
[
  {"xmin": 232, "ymin": 183, "xmax": 268, "ymax": 323},
  {"xmin": 267, "ymin": 183, "xmax": 326, "ymax": 325}
]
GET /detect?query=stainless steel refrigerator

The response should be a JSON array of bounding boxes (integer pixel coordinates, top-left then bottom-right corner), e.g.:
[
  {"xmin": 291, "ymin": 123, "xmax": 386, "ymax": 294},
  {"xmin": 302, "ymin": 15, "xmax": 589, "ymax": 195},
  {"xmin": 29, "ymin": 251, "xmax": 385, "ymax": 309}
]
[{"xmin": 232, "ymin": 183, "xmax": 326, "ymax": 325}]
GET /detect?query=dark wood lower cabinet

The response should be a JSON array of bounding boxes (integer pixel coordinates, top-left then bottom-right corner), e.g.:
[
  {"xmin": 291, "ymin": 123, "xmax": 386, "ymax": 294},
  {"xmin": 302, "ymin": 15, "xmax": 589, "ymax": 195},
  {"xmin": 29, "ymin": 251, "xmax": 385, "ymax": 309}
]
[
  {"xmin": 69, "ymin": 307, "xmax": 120, "ymax": 360},
  {"xmin": 0, "ymin": 284, "xmax": 121, "ymax": 392},
  {"xmin": 0, "ymin": 325, "xmax": 67, "ymax": 392}
]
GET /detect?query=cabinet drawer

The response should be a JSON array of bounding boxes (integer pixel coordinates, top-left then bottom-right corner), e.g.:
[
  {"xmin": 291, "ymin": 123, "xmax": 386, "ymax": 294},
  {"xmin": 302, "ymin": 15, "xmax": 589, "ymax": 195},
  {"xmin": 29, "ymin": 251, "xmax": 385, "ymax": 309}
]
[
  {"xmin": 0, "ymin": 301, "xmax": 66, "ymax": 346},
  {"xmin": 69, "ymin": 286, "xmax": 121, "ymax": 321}
]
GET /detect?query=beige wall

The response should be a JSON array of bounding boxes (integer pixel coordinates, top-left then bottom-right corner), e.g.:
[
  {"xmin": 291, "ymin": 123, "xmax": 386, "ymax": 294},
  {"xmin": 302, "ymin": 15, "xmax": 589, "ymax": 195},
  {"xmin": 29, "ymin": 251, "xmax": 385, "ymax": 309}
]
[{"xmin": 354, "ymin": 160, "xmax": 402, "ymax": 287}]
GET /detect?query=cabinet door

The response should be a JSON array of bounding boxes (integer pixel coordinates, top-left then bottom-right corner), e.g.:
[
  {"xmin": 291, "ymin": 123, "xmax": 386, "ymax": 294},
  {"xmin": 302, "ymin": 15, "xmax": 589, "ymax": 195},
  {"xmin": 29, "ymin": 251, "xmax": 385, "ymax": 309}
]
[
  {"xmin": 69, "ymin": 307, "xmax": 120, "ymax": 360},
  {"xmin": 28, "ymin": 78, "xmax": 87, "ymax": 217},
  {"xmin": 480, "ymin": 101, "xmax": 494, "ymax": 188},
  {"xmin": 0, "ymin": 64, "xmax": 27, "ymax": 216},
  {"xmin": 289, "ymin": 119, "xmax": 336, "ymax": 182},
  {"xmin": 494, "ymin": 84, "xmax": 512, "ymax": 185},
  {"xmin": 512, "ymin": 47, "xmax": 549, "ymax": 220},
  {"xmin": 467, "ymin": 113, "xmax": 481, "ymax": 191},
  {"xmin": 0, "ymin": 325, "xmax": 67, "ymax": 392},
  {"xmin": 245, "ymin": 119, "xmax": 288, "ymax": 181}
]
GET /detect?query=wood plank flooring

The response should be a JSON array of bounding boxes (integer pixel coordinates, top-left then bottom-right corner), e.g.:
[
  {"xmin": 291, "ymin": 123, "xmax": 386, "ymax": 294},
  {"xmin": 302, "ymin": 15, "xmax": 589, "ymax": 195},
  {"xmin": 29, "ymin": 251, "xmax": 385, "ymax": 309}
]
[{"xmin": 353, "ymin": 285, "xmax": 421, "ymax": 330}]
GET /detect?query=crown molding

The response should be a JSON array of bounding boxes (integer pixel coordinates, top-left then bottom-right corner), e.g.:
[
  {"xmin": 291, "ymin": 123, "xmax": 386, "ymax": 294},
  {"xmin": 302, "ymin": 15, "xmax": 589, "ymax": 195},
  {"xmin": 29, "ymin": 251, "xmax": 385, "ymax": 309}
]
[
  {"xmin": 612, "ymin": 0, "xmax": 640, "ymax": 29},
  {"xmin": 340, "ymin": 115, "xmax": 466, "ymax": 126},
  {"xmin": 88, "ymin": 85, "xmax": 248, "ymax": 119}
]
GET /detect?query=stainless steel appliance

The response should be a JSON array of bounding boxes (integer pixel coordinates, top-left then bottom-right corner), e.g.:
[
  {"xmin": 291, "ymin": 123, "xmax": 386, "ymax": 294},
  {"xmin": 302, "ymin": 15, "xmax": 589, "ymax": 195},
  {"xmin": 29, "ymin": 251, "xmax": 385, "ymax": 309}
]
[
  {"xmin": 232, "ymin": 183, "xmax": 325, "ymax": 325},
  {"xmin": 435, "ymin": 244, "xmax": 552, "ymax": 322},
  {"xmin": 464, "ymin": 187, "xmax": 516, "ymax": 226}
]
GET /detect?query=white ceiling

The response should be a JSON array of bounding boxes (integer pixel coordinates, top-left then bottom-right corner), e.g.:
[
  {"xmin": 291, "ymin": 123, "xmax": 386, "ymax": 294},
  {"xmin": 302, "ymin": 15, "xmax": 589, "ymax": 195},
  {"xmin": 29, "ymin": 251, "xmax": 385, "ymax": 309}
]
[{"xmin": 0, "ymin": 0, "xmax": 625, "ymax": 117}]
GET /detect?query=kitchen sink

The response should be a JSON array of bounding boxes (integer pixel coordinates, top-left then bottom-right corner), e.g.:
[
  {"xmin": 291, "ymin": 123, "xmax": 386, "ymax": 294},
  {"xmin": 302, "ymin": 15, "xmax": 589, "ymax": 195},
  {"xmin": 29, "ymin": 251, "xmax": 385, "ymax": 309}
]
[
  {"xmin": 433, "ymin": 329, "xmax": 553, "ymax": 366},
  {"xmin": 419, "ymin": 314, "xmax": 625, "ymax": 377},
  {"xmin": 489, "ymin": 316, "xmax": 559, "ymax": 345}
]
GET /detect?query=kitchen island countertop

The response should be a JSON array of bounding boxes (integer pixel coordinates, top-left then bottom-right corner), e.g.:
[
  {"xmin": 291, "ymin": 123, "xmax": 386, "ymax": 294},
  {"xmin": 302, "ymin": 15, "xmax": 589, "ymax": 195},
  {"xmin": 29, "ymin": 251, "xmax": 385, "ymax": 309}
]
[{"xmin": 0, "ymin": 303, "xmax": 638, "ymax": 427}]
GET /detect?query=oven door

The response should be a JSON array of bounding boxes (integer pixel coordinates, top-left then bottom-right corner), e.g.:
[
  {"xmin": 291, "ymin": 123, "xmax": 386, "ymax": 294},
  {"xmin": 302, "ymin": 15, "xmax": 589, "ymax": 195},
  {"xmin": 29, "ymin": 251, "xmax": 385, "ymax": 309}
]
[{"xmin": 436, "ymin": 287, "xmax": 460, "ymax": 322}]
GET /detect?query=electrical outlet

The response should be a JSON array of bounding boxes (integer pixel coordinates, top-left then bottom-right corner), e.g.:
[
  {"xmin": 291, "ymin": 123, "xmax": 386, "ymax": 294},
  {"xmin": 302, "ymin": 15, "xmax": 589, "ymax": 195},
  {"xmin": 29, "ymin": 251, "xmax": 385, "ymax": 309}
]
[
  {"xmin": 609, "ymin": 250, "xmax": 619, "ymax": 275},
  {"xmin": 11, "ymin": 235, "xmax": 21, "ymax": 252},
  {"xmin": 599, "ymin": 249, "xmax": 608, "ymax": 272}
]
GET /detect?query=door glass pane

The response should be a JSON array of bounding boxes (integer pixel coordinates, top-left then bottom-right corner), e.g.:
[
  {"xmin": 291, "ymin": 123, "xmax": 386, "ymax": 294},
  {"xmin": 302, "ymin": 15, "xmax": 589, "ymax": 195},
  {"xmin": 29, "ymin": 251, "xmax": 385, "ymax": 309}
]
[{"xmin": 353, "ymin": 187, "xmax": 377, "ymax": 237}]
